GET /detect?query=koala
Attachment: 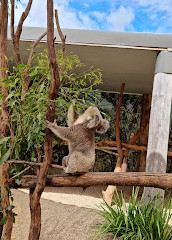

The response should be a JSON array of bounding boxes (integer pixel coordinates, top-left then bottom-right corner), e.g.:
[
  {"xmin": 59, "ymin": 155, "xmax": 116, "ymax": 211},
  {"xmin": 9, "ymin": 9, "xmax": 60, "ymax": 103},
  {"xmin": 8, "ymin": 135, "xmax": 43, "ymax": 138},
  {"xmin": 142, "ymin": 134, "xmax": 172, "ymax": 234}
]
[{"xmin": 46, "ymin": 105, "xmax": 109, "ymax": 174}]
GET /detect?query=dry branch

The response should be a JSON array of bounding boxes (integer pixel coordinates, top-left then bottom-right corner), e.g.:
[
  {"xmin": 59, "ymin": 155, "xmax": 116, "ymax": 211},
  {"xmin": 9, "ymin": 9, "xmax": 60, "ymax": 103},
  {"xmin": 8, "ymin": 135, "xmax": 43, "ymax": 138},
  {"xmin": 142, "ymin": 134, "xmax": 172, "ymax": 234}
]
[
  {"xmin": 11, "ymin": 0, "xmax": 33, "ymax": 65},
  {"xmin": 27, "ymin": 31, "xmax": 47, "ymax": 66},
  {"xmin": 95, "ymin": 146, "xmax": 119, "ymax": 156},
  {"xmin": 10, "ymin": 0, "xmax": 15, "ymax": 41},
  {"xmin": 124, "ymin": 108, "xmax": 150, "ymax": 158},
  {"xmin": 8, "ymin": 160, "xmax": 64, "ymax": 170},
  {"xmin": 9, "ymin": 166, "xmax": 31, "ymax": 181},
  {"xmin": 17, "ymin": 172, "xmax": 172, "ymax": 190},
  {"xmin": 55, "ymin": 9, "xmax": 66, "ymax": 75},
  {"xmin": 115, "ymin": 83, "xmax": 125, "ymax": 170},
  {"xmin": 21, "ymin": 30, "xmax": 47, "ymax": 99},
  {"xmin": 95, "ymin": 140, "xmax": 172, "ymax": 157},
  {"xmin": 135, "ymin": 94, "xmax": 151, "ymax": 172}
]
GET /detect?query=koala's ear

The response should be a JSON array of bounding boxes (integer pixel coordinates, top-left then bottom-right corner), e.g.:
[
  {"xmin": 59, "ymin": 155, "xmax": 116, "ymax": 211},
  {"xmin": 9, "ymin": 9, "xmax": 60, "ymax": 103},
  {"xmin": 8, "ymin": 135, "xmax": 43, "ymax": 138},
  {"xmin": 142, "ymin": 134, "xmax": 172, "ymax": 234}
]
[
  {"xmin": 96, "ymin": 119, "xmax": 109, "ymax": 134},
  {"xmin": 86, "ymin": 114, "xmax": 100, "ymax": 129}
]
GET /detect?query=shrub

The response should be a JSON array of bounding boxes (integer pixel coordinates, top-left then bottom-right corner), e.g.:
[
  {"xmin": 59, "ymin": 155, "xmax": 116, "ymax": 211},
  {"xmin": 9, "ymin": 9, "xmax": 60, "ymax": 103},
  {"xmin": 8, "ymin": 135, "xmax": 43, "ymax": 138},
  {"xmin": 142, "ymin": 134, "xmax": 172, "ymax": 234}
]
[{"xmin": 94, "ymin": 187, "xmax": 172, "ymax": 240}]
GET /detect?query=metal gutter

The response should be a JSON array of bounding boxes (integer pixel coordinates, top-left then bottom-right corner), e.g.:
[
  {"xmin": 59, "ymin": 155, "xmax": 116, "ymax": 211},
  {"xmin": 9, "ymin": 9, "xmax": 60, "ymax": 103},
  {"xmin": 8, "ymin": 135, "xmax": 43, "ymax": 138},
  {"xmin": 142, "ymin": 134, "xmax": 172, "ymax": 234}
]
[{"xmin": 8, "ymin": 38, "xmax": 165, "ymax": 52}]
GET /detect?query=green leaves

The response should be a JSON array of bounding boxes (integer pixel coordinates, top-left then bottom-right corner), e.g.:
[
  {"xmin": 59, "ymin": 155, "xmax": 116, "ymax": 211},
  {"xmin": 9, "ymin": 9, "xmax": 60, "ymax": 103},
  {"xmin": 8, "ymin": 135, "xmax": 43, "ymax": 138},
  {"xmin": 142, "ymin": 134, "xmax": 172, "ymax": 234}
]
[
  {"xmin": 0, "ymin": 137, "xmax": 11, "ymax": 145},
  {"xmin": 0, "ymin": 215, "xmax": 7, "ymax": 225},
  {"xmin": 0, "ymin": 137, "xmax": 11, "ymax": 165},
  {"xmin": 2, "ymin": 49, "xmax": 103, "ymax": 177},
  {"xmin": 0, "ymin": 149, "xmax": 10, "ymax": 165},
  {"xmin": 94, "ymin": 188, "xmax": 172, "ymax": 240}
]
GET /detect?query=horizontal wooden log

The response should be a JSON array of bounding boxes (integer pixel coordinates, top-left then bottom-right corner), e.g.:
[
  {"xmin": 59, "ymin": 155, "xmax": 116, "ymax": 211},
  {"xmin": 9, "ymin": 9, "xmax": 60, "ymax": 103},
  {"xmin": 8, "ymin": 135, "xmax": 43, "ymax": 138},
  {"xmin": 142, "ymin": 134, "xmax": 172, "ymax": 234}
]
[{"xmin": 13, "ymin": 172, "xmax": 172, "ymax": 190}]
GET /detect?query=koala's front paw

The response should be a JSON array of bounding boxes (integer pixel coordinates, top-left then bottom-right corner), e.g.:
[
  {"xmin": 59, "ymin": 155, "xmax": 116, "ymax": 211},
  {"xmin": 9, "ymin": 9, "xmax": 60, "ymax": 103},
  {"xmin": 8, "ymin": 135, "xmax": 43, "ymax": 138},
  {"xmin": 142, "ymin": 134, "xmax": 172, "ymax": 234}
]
[
  {"xmin": 46, "ymin": 120, "xmax": 56, "ymax": 129},
  {"xmin": 46, "ymin": 120, "xmax": 51, "ymax": 129}
]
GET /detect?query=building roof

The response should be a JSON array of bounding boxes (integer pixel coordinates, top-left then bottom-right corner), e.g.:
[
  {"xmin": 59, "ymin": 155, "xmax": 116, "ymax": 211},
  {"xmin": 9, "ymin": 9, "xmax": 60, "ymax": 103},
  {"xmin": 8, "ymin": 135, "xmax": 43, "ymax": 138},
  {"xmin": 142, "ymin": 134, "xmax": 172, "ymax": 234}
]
[{"xmin": 8, "ymin": 27, "xmax": 172, "ymax": 94}]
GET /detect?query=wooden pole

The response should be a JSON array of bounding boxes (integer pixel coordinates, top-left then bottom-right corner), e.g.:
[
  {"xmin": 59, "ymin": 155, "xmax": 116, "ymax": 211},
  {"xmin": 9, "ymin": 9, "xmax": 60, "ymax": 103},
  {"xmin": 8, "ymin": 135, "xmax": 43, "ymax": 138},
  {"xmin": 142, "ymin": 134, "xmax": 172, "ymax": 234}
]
[
  {"xmin": 135, "ymin": 94, "xmax": 151, "ymax": 172},
  {"xmin": 115, "ymin": 83, "xmax": 125, "ymax": 171},
  {"xmin": 17, "ymin": 172, "xmax": 172, "ymax": 190},
  {"xmin": 102, "ymin": 83, "xmax": 125, "ymax": 206},
  {"xmin": 143, "ymin": 50, "xmax": 172, "ymax": 202}
]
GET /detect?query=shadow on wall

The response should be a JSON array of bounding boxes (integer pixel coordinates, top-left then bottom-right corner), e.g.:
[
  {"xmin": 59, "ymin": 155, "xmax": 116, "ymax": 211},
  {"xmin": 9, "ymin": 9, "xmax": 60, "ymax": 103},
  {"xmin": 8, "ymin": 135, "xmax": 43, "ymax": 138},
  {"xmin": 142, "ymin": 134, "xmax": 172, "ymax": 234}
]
[{"xmin": 146, "ymin": 152, "xmax": 167, "ymax": 173}]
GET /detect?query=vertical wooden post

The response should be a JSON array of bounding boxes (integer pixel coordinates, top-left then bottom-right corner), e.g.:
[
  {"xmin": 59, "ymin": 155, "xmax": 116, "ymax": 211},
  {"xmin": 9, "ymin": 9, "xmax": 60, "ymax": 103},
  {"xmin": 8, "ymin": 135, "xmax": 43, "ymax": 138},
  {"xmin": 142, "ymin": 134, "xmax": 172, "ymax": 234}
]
[
  {"xmin": 143, "ymin": 50, "xmax": 172, "ymax": 201},
  {"xmin": 135, "ymin": 94, "xmax": 151, "ymax": 172}
]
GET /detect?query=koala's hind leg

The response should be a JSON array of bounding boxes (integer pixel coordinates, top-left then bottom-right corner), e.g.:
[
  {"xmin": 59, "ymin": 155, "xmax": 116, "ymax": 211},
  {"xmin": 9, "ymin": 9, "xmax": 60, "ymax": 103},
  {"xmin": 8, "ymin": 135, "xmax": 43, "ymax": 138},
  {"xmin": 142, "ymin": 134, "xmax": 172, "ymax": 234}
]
[
  {"xmin": 64, "ymin": 164, "xmax": 77, "ymax": 174},
  {"xmin": 64, "ymin": 154, "xmax": 78, "ymax": 174},
  {"xmin": 62, "ymin": 156, "xmax": 69, "ymax": 167},
  {"xmin": 64, "ymin": 152, "xmax": 89, "ymax": 174}
]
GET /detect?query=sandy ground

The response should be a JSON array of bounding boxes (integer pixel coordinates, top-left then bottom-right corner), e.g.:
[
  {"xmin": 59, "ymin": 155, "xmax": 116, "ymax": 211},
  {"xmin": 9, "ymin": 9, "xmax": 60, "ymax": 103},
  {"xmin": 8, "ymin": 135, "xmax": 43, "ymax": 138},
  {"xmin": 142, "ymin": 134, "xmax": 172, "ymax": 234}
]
[
  {"xmin": 11, "ymin": 186, "xmax": 170, "ymax": 239},
  {"xmin": 11, "ymin": 186, "xmax": 114, "ymax": 240}
]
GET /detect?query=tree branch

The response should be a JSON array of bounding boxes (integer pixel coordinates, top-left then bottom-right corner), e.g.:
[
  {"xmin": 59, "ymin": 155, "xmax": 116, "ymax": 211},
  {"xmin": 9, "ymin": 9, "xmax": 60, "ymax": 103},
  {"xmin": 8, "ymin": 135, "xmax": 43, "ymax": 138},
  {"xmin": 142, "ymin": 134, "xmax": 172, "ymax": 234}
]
[
  {"xmin": 8, "ymin": 160, "xmax": 64, "ymax": 170},
  {"xmin": 27, "ymin": 31, "xmax": 47, "ymax": 66},
  {"xmin": 15, "ymin": 0, "xmax": 33, "ymax": 41},
  {"xmin": 12, "ymin": 0, "xmax": 33, "ymax": 65},
  {"xmin": 115, "ymin": 83, "xmax": 125, "ymax": 170},
  {"xmin": 55, "ymin": 9, "xmax": 66, "ymax": 75},
  {"xmin": 9, "ymin": 166, "xmax": 31, "ymax": 181},
  {"xmin": 95, "ymin": 146, "xmax": 119, "ymax": 156},
  {"xmin": 10, "ymin": 0, "xmax": 15, "ymax": 42}
]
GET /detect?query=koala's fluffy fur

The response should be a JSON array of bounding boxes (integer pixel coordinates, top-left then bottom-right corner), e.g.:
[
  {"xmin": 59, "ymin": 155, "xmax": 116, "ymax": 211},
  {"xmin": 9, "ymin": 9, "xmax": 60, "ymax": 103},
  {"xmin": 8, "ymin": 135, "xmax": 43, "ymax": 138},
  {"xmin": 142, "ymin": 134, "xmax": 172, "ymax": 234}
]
[{"xmin": 46, "ymin": 105, "xmax": 109, "ymax": 173}]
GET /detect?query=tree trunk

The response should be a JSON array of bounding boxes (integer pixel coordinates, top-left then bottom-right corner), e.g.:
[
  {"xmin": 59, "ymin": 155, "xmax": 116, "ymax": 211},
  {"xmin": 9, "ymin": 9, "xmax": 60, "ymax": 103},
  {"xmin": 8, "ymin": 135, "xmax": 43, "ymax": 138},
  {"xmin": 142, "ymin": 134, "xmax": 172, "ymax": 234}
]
[
  {"xmin": 0, "ymin": 212, "xmax": 3, "ymax": 237},
  {"xmin": 28, "ymin": 1, "xmax": 60, "ymax": 239},
  {"xmin": 0, "ymin": 164, "xmax": 13, "ymax": 240},
  {"xmin": 0, "ymin": 1, "xmax": 13, "ymax": 239},
  {"xmin": 29, "ymin": 188, "xmax": 41, "ymax": 239}
]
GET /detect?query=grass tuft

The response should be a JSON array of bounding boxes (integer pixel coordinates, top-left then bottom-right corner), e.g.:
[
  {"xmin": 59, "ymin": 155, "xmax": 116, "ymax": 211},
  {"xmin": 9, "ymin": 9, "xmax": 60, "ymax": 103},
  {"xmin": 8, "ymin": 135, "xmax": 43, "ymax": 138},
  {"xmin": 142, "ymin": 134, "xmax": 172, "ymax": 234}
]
[{"xmin": 93, "ymin": 187, "xmax": 172, "ymax": 240}]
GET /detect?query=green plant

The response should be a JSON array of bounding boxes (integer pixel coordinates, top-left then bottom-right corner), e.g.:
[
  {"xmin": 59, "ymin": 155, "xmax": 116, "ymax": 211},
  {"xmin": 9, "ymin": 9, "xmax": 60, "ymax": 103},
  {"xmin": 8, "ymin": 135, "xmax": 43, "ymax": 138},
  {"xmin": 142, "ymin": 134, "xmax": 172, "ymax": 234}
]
[
  {"xmin": 94, "ymin": 187, "xmax": 172, "ymax": 240},
  {"xmin": 0, "ymin": 49, "xmax": 103, "ymax": 168}
]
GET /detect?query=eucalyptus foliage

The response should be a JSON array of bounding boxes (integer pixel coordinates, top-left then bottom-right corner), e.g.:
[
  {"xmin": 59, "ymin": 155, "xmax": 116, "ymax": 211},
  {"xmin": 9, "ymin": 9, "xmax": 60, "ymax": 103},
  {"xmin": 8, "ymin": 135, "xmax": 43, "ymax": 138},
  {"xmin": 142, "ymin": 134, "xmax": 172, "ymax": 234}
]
[
  {"xmin": 0, "ymin": 50, "xmax": 103, "ymax": 166},
  {"xmin": 94, "ymin": 187, "xmax": 172, "ymax": 240}
]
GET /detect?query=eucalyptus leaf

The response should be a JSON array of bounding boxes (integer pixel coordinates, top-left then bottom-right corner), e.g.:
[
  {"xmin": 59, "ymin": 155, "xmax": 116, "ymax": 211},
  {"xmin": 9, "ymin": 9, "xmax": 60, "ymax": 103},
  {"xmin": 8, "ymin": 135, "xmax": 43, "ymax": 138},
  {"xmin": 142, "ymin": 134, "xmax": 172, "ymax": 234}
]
[
  {"xmin": 0, "ymin": 215, "xmax": 7, "ymax": 225},
  {"xmin": 0, "ymin": 149, "xmax": 10, "ymax": 165},
  {"xmin": 0, "ymin": 137, "xmax": 10, "ymax": 144}
]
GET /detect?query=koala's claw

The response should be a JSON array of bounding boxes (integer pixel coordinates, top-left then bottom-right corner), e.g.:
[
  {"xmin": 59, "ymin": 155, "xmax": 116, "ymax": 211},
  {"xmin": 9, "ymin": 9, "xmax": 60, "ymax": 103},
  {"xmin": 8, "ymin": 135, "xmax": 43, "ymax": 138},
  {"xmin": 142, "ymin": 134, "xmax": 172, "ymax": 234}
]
[{"xmin": 46, "ymin": 120, "xmax": 56, "ymax": 126}]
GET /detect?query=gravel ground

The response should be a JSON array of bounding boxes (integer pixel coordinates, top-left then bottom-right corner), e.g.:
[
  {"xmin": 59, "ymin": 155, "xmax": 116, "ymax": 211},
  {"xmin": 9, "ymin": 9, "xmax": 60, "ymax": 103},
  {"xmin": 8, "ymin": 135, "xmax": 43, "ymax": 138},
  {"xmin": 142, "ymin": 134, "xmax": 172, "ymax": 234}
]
[{"xmin": 11, "ymin": 186, "xmax": 114, "ymax": 240}]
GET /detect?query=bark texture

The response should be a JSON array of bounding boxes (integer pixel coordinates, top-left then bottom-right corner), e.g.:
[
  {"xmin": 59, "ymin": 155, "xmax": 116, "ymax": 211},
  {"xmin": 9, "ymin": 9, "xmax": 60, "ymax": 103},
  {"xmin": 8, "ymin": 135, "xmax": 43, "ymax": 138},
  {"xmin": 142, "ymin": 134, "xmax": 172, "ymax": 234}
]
[
  {"xmin": 11, "ymin": 0, "xmax": 33, "ymax": 65},
  {"xmin": 28, "ymin": 1, "xmax": 60, "ymax": 239},
  {"xmin": 0, "ymin": 164, "xmax": 13, "ymax": 240},
  {"xmin": 143, "ymin": 73, "xmax": 172, "ymax": 202},
  {"xmin": 0, "ymin": 1, "xmax": 13, "ymax": 239},
  {"xmin": 102, "ymin": 83, "xmax": 125, "ymax": 205},
  {"xmin": 19, "ymin": 172, "xmax": 172, "ymax": 189},
  {"xmin": 11, "ymin": 0, "xmax": 33, "ymax": 100},
  {"xmin": 135, "ymin": 94, "xmax": 151, "ymax": 172}
]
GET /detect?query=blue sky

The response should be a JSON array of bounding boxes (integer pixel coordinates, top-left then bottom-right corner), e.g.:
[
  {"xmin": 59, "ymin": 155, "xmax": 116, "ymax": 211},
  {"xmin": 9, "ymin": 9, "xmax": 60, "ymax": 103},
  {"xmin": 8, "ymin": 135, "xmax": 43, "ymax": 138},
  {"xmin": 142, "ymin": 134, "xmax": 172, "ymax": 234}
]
[{"xmin": 14, "ymin": 0, "xmax": 172, "ymax": 33}]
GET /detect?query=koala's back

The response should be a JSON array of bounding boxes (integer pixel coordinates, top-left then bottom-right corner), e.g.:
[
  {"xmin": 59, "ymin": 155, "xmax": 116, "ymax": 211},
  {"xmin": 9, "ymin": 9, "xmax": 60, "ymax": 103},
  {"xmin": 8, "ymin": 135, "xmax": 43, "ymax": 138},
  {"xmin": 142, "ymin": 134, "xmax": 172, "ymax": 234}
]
[
  {"xmin": 69, "ymin": 124, "xmax": 95, "ymax": 149},
  {"xmin": 65, "ymin": 124, "xmax": 95, "ymax": 173}
]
